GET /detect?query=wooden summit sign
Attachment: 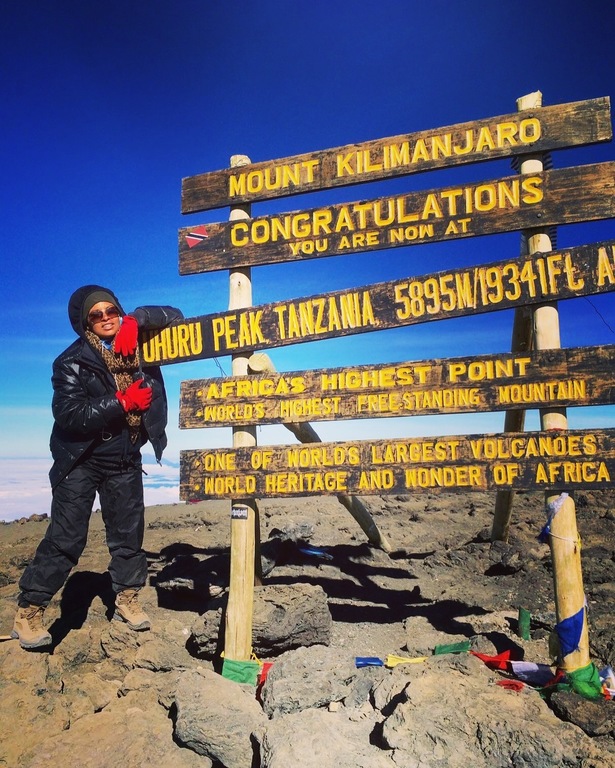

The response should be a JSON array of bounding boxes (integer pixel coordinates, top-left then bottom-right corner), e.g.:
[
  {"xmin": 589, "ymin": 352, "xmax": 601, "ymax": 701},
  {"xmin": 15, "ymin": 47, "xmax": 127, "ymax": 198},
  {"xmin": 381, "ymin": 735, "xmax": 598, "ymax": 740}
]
[
  {"xmin": 180, "ymin": 428, "xmax": 615, "ymax": 500},
  {"xmin": 181, "ymin": 97, "xmax": 612, "ymax": 212},
  {"xmin": 179, "ymin": 344, "xmax": 615, "ymax": 428},
  {"xmin": 179, "ymin": 162, "xmax": 615, "ymax": 274},
  {"xmin": 146, "ymin": 239, "xmax": 615, "ymax": 364},
  {"xmin": 181, "ymin": 93, "xmax": 614, "ymax": 667}
]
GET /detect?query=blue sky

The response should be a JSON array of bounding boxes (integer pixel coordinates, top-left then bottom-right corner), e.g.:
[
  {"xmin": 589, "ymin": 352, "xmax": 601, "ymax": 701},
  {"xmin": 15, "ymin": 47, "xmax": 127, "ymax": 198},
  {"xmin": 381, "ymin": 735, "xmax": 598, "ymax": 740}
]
[{"xmin": 1, "ymin": 1, "xmax": 614, "ymax": 519}]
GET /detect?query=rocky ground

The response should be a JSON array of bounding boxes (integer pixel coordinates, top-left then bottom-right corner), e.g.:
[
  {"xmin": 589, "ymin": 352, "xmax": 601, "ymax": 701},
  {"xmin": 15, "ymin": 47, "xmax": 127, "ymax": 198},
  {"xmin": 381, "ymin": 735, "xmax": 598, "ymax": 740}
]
[{"xmin": 0, "ymin": 488, "xmax": 614, "ymax": 767}]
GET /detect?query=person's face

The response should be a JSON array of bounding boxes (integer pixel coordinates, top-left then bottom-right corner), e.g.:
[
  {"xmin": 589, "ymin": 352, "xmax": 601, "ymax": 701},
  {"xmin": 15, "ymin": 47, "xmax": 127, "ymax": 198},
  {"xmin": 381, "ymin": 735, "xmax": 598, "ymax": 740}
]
[{"xmin": 87, "ymin": 301, "xmax": 121, "ymax": 340}]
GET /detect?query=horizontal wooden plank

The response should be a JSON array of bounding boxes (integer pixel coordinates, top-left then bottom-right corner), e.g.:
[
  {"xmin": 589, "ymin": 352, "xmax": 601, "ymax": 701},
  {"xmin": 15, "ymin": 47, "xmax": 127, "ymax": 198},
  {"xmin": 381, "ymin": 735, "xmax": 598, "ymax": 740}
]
[
  {"xmin": 179, "ymin": 344, "xmax": 615, "ymax": 428},
  {"xmin": 180, "ymin": 428, "xmax": 615, "ymax": 499},
  {"xmin": 144, "ymin": 240, "xmax": 615, "ymax": 365},
  {"xmin": 181, "ymin": 97, "xmax": 612, "ymax": 212},
  {"xmin": 178, "ymin": 162, "xmax": 615, "ymax": 273}
]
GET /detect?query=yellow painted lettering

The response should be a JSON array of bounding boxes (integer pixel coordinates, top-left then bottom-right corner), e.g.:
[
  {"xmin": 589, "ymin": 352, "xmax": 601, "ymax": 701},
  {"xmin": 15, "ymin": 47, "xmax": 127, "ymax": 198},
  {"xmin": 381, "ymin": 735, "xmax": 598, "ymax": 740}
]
[
  {"xmin": 336, "ymin": 152, "xmax": 354, "ymax": 177},
  {"xmin": 597, "ymin": 246, "xmax": 615, "ymax": 286},
  {"xmin": 230, "ymin": 222, "xmax": 249, "ymax": 246},
  {"xmin": 229, "ymin": 174, "xmax": 246, "ymax": 197},
  {"xmin": 475, "ymin": 126, "xmax": 496, "ymax": 151}
]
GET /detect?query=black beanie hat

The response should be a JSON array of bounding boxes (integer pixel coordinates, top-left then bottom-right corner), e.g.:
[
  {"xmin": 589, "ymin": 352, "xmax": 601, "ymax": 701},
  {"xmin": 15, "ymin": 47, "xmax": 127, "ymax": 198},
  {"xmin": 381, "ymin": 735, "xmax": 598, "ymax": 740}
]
[
  {"xmin": 81, "ymin": 290, "xmax": 120, "ymax": 327},
  {"xmin": 67, "ymin": 284, "xmax": 125, "ymax": 337}
]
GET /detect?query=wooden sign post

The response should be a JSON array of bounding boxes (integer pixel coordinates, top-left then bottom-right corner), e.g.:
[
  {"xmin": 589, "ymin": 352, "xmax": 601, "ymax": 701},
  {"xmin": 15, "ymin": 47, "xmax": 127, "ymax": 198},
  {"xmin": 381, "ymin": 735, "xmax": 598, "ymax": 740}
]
[
  {"xmin": 494, "ymin": 93, "xmax": 589, "ymax": 674},
  {"xmin": 493, "ymin": 91, "xmax": 546, "ymax": 542},
  {"xmin": 223, "ymin": 155, "xmax": 259, "ymax": 664},
  {"xmin": 176, "ymin": 95, "xmax": 614, "ymax": 688}
]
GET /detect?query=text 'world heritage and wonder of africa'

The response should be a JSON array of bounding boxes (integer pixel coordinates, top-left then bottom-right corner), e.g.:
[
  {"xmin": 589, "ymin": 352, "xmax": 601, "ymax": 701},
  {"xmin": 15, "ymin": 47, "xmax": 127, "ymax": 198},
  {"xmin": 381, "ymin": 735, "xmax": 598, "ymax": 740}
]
[{"xmin": 180, "ymin": 430, "xmax": 615, "ymax": 500}]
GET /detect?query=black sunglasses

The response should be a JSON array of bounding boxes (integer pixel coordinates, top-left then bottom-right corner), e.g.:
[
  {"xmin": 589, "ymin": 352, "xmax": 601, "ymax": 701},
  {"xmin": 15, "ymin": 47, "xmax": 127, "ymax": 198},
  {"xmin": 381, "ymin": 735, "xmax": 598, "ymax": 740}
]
[{"xmin": 88, "ymin": 306, "xmax": 120, "ymax": 324}]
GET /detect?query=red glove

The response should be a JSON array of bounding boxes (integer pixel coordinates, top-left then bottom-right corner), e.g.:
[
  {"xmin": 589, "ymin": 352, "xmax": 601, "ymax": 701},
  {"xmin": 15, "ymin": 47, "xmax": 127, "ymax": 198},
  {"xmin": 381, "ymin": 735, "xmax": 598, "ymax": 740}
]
[
  {"xmin": 116, "ymin": 379, "xmax": 152, "ymax": 412},
  {"xmin": 113, "ymin": 315, "xmax": 139, "ymax": 356}
]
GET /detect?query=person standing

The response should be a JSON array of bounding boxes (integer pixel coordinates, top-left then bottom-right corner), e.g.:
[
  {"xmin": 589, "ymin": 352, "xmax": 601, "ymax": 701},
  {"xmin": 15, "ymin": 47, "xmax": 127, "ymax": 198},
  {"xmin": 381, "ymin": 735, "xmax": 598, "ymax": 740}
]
[{"xmin": 12, "ymin": 285, "xmax": 183, "ymax": 649}]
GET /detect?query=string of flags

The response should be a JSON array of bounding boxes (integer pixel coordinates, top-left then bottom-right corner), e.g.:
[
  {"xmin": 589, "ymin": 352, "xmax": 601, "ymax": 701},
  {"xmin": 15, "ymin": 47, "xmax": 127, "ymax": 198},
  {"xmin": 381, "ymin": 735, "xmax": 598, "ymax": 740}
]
[{"xmin": 220, "ymin": 641, "xmax": 613, "ymax": 701}]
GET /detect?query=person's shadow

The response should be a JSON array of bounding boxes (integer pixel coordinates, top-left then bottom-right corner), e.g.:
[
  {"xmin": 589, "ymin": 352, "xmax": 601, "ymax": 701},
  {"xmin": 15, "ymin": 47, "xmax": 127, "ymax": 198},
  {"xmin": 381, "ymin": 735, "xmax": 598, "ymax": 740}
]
[{"xmin": 47, "ymin": 571, "xmax": 116, "ymax": 648}]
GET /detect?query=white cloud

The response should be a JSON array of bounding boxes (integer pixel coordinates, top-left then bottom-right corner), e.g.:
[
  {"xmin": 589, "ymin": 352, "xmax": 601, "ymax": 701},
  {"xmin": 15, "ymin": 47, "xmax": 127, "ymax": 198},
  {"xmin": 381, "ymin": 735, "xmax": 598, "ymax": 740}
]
[
  {"xmin": 0, "ymin": 457, "xmax": 182, "ymax": 523},
  {"xmin": 0, "ymin": 458, "xmax": 53, "ymax": 522}
]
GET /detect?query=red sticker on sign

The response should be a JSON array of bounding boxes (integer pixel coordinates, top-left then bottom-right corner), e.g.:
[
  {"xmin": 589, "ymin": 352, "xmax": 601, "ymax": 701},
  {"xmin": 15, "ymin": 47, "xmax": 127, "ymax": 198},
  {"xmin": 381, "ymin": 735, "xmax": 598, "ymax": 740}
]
[{"xmin": 185, "ymin": 225, "xmax": 209, "ymax": 248}]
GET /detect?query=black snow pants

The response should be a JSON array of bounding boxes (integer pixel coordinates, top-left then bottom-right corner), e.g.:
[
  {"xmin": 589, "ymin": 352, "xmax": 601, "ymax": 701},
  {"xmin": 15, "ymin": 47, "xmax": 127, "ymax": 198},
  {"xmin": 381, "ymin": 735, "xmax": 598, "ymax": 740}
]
[{"xmin": 18, "ymin": 457, "xmax": 147, "ymax": 607}]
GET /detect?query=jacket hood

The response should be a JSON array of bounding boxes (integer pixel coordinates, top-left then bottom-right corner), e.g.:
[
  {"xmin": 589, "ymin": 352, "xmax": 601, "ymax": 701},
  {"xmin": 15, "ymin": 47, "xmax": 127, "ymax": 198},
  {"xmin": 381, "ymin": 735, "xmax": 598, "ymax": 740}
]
[{"xmin": 68, "ymin": 284, "xmax": 125, "ymax": 338}]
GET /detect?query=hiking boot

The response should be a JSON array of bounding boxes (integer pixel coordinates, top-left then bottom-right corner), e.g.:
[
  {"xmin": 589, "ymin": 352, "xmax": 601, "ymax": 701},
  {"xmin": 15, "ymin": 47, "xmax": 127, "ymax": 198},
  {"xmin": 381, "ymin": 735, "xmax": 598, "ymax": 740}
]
[
  {"xmin": 11, "ymin": 605, "xmax": 52, "ymax": 649},
  {"xmin": 113, "ymin": 588, "xmax": 151, "ymax": 631}
]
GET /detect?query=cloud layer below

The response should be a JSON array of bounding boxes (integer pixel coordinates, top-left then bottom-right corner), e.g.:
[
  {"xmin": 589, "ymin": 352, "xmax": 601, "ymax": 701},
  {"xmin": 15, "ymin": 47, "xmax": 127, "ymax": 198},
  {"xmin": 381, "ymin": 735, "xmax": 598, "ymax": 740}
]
[{"xmin": 0, "ymin": 457, "xmax": 182, "ymax": 523}]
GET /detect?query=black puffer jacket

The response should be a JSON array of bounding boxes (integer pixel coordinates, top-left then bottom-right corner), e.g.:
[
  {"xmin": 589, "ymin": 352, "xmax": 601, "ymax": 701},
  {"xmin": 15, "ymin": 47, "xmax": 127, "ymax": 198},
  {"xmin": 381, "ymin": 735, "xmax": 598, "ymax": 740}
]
[{"xmin": 49, "ymin": 285, "xmax": 183, "ymax": 488}]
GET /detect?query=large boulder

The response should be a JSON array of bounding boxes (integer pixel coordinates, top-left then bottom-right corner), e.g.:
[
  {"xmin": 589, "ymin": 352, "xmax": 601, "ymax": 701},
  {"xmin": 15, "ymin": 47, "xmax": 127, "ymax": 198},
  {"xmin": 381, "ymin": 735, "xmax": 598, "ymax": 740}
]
[
  {"xmin": 174, "ymin": 667, "xmax": 267, "ymax": 767},
  {"xmin": 252, "ymin": 583, "xmax": 332, "ymax": 655},
  {"xmin": 190, "ymin": 583, "xmax": 331, "ymax": 659},
  {"xmin": 0, "ymin": 642, "xmax": 69, "ymax": 766},
  {"xmin": 17, "ymin": 691, "xmax": 205, "ymax": 768},
  {"xmin": 258, "ymin": 708, "xmax": 392, "ymax": 768},
  {"xmin": 378, "ymin": 653, "xmax": 605, "ymax": 767},
  {"xmin": 260, "ymin": 644, "xmax": 357, "ymax": 718}
]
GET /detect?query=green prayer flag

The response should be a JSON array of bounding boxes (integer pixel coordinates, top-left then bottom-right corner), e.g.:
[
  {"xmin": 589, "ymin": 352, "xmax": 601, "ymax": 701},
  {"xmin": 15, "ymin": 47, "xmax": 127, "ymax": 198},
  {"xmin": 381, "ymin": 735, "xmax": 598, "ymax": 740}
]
[
  {"xmin": 538, "ymin": 662, "xmax": 604, "ymax": 701},
  {"xmin": 567, "ymin": 662, "xmax": 603, "ymax": 700},
  {"xmin": 518, "ymin": 608, "xmax": 531, "ymax": 640},
  {"xmin": 433, "ymin": 641, "xmax": 471, "ymax": 655},
  {"xmin": 221, "ymin": 658, "xmax": 261, "ymax": 685}
]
